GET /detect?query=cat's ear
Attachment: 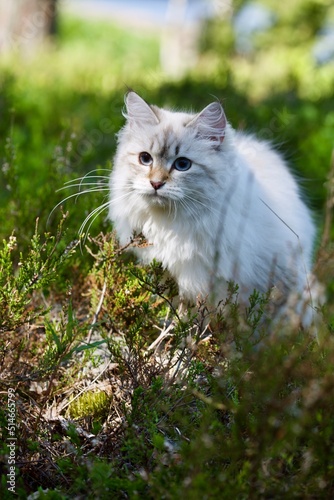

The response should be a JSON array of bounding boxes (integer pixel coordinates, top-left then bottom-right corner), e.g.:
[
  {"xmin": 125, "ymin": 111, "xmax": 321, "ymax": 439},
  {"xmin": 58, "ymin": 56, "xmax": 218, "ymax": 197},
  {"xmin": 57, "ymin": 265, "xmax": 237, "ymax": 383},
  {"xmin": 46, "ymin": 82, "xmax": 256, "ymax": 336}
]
[
  {"xmin": 189, "ymin": 101, "xmax": 226, "ymax": 143},
  {"xmin": 124, "ymin": 91, "xmax": 159, "ymax": 126}
]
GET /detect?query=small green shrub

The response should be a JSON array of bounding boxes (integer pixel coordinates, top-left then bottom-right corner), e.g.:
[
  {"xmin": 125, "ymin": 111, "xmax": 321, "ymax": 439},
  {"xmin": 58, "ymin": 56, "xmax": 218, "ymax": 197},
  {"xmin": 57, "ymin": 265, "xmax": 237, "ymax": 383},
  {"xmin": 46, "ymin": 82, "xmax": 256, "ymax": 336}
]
[{"xmin": 0, "ymin": 216, "xmax": 76, "ymax": 333}]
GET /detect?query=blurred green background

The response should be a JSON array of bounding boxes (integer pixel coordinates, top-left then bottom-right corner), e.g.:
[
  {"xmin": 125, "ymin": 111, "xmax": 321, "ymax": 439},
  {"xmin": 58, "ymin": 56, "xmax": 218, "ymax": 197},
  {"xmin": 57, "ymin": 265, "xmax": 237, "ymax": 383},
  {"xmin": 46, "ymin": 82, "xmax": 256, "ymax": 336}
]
[{"xmin": 0, "ymin": 0, "xmax": 333, "ymax": 251}]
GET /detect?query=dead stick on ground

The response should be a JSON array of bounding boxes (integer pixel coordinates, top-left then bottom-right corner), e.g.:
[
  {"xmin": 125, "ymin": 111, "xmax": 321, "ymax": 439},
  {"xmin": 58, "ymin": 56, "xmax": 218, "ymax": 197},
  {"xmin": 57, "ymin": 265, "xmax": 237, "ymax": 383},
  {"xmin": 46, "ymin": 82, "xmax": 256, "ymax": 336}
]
[{"xmin": 86, "ymin": 280, "xmax": 107, "ymax": 344}]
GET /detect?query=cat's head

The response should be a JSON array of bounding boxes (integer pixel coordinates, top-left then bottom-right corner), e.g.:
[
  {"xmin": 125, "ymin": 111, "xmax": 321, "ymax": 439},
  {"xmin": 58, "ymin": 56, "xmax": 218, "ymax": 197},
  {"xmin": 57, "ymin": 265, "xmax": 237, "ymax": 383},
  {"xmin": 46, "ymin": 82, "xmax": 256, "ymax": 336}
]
[{"xmin": 112, "ymin": 92, "xmax": 233, "ymax": 213}]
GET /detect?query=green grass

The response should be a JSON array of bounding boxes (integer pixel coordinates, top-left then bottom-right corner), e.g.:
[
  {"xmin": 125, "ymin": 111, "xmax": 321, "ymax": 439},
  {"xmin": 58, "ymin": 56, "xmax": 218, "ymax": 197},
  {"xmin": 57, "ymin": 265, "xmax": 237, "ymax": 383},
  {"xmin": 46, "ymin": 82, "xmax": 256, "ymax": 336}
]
[{"xmin": 1, "ymin": 3, "xmax": 334, "ymax": 498}]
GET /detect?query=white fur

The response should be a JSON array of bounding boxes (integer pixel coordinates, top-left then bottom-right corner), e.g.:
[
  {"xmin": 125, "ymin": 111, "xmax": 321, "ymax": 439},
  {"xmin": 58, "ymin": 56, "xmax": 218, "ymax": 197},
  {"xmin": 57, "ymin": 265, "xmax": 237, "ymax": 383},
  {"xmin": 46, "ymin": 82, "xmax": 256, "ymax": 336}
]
[{"xmin": 109, "ymin": 92, "xmax": 318, "ymax": 323}]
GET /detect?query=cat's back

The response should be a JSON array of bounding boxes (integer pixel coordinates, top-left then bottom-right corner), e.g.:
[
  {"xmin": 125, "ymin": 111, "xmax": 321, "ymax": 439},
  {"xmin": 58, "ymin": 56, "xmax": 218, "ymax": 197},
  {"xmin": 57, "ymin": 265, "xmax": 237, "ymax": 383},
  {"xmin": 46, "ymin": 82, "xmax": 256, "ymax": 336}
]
[
  {"xmin": 233, "ymin": 132, "xmax": 314, "ymax": 223},
  {"xmin": 232, "ymin": 131, "xmax": 315, "ymax": 259},
  {"xmin": 234, "ymin": 132, "xmax": 297, "ymax": 193}
]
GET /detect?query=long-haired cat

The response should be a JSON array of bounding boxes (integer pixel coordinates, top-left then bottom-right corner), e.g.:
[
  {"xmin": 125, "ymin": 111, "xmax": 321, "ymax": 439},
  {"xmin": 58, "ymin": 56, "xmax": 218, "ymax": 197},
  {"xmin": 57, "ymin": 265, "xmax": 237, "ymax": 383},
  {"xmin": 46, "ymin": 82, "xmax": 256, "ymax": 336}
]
[{"xmin": 109, "ymin": 91, "xmax": 319, "ymax": 325}]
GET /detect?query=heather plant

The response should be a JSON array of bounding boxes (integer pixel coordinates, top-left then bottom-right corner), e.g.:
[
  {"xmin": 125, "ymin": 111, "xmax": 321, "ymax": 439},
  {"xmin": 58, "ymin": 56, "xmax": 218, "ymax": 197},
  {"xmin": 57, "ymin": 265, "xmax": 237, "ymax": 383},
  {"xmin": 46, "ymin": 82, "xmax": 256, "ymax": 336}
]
[
  {"xmin": 0, "ymin": 216, "xmax": 75, "ymax": 334},
  {"xmin": 1, "ymin": 220, "xmax": 334, "ymax": 497}
]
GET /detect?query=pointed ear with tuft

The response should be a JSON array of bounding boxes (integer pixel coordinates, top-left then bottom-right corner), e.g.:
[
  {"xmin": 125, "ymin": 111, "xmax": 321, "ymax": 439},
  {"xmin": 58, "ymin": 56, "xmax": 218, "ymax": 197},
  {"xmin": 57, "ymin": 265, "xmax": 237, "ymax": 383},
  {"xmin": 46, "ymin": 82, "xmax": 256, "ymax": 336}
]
[
  {"xmin": 124, "ymin": 91, "xmax": 159, "ymax": 126},
  {"xmin": 188, "ymin": 101, "xmax": 226, "ymax": 143}
]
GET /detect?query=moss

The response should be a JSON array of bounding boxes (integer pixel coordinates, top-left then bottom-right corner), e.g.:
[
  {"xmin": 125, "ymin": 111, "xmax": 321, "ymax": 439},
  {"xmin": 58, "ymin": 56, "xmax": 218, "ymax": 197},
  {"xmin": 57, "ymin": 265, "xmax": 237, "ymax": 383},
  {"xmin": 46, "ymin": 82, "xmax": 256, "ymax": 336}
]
[{"xmin": 67, "ymin": 391, "xmax": 111, "ymax": 421}]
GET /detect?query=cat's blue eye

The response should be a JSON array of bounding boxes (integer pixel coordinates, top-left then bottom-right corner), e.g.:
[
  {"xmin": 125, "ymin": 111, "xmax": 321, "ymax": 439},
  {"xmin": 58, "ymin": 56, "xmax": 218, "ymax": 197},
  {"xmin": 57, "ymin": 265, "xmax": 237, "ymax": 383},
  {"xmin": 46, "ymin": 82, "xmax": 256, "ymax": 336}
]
[
  {"xmin": 173, "ymin": 157, "xmax": 192, "ymax": 171},
  {"xmin": 139, "ymin": 152, "xmax": 153, "ymax": 166}
]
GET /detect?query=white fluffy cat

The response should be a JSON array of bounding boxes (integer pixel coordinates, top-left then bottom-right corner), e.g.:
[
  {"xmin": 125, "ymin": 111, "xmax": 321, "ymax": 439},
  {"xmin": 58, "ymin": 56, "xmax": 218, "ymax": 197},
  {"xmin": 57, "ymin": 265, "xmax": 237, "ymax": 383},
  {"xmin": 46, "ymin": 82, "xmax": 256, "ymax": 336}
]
[{"xmin": 109, "ymin": 91, "xmax": 318, "ymax": 324}]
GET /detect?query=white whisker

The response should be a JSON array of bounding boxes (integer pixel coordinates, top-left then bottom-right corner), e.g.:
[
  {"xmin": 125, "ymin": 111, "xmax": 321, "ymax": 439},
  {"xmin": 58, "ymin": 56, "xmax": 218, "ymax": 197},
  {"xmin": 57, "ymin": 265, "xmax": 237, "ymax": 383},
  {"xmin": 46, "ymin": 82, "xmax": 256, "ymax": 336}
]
[
  {"xmin": 74, "ymin": 167, "xmax": 111, "ymax": 181},
  {"xmin": 182, "ymin": 190, "xmax": 220, "ymax": 217},
  {"xmin": 48, "ymin": 188, "xmax": 106, "ymax": 223},
  {"xmin": 57, "ymin": 183, "xmax": 109, "ymax": 192},
  {"xmin": 78, "ymin": 201, "xmax": 111, "ymax": 247},
  {"xmin": 49, "ymin": 168, "xmax": 112, "ymax": 226},
  {"xmin": 63, "ymin": 176, "xmax": 109, "ymax": 185},
  {"xmin": 178, "ymin": 197, "xmax": 199, "ymax": 222},
  {"xmin": 53, "ymin": 188, "xmax": 108, "ymax": 210}
]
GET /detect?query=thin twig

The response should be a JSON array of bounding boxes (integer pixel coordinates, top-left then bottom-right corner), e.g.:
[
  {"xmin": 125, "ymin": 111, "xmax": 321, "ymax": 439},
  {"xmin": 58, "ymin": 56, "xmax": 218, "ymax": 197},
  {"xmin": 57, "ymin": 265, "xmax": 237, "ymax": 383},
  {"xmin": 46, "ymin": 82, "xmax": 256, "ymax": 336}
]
[
  {"xmin": 147, "ymin": 321, "xmax": 175, "ymax": 352},
  {"xmin": 86, "ymin": 279, "xmax": 107, "ymax": 344}
]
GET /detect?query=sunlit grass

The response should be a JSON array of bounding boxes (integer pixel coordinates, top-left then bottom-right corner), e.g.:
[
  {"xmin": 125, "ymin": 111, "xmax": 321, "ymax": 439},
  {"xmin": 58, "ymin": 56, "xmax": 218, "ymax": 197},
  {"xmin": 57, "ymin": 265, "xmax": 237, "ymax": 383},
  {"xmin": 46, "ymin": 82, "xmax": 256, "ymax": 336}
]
[{"xmin": 0, "ymin": 13, "xmax": 160, "ymax": 93}]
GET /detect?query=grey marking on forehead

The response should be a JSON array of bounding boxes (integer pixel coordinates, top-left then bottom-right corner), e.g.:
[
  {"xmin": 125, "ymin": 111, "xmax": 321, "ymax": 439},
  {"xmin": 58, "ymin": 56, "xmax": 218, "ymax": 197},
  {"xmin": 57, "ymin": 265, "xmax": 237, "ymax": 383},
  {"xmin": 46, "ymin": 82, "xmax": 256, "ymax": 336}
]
[
  {"xmin": 159, "ymin": 144, "xmax": 168, "ymax": 159},
  {"xmin": 163, "ymin": 125, "xmax": 173, "ymax": 143},
  {"xmin": 150, "ymin": 125, "xmax": 185, "ymax": 161},
  {"xmin": 154, "ymin": 125, "xmax": 174, "ymax": 159}
]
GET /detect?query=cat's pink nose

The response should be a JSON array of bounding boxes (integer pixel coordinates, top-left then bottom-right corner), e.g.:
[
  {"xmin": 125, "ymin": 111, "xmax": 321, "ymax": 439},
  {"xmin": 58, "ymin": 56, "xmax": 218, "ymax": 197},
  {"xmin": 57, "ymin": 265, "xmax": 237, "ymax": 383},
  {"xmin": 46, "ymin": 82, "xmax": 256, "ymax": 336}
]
[{"xmin": 150, "ymin": 180, "xmax": 165, "ymax": 191}]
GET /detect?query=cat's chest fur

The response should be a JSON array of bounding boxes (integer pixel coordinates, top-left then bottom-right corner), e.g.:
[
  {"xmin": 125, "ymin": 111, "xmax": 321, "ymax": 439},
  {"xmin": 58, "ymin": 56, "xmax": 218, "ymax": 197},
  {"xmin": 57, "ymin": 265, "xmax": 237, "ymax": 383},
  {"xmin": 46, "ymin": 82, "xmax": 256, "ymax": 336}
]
[{"xmin": 131, "ymin": 207, "xmax": 223, "ymax": 301}]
